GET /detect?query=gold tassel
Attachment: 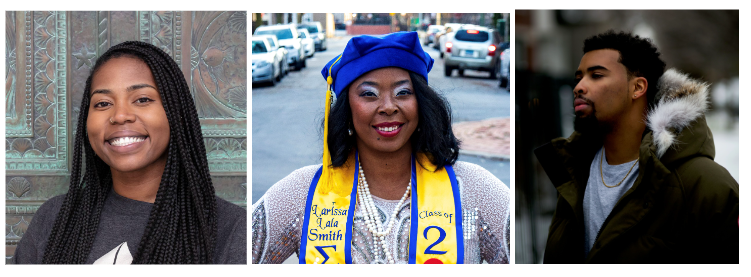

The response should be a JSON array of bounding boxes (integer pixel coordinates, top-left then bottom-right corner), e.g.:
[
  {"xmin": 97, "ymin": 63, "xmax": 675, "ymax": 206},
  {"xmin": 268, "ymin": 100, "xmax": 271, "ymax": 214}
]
[{"xmin": 321, "ymin": 55, "xmax": 342, "ymax": 193}]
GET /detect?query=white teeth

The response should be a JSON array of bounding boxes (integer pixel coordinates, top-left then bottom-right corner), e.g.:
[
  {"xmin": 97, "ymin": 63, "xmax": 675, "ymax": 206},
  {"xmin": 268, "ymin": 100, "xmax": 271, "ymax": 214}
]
[
  {"xmin": 110, "ymin": 136, "xmax": 146, "ymax": 147},
  {"xmin": 377, "ymin": 126, "xmax": 399, "ymax": 132}
]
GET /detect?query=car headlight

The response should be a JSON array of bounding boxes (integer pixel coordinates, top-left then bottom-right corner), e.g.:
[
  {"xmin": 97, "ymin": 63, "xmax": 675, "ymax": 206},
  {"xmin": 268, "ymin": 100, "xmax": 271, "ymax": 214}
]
[{"xmin": 256, "ymin": 60, "xmax": 269, "ymax": 67}]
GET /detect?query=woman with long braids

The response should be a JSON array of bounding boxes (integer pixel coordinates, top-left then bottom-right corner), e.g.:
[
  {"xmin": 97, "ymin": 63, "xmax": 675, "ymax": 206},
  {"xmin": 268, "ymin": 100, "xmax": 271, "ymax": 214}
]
[
  {"xmin": 252, "ymin": 32, "xmax": 509, "ymax": 264},
  {"xmin": 12, "ymin": 41, "xmax": 246, "ymax": 264}
]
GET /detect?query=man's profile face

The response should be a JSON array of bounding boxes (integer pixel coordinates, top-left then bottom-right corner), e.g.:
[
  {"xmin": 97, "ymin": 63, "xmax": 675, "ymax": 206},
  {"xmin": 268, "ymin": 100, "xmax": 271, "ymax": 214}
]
[{"xmin": 572, "ymin": 49, "xmax": 632, "ymax": 133}]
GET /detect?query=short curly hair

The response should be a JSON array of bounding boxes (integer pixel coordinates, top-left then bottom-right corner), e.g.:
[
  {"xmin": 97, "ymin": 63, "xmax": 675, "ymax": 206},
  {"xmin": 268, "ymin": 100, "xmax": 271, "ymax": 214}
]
[{"xmin": 583, "ymin": 30, "xmax": 666, "ymax": 107}]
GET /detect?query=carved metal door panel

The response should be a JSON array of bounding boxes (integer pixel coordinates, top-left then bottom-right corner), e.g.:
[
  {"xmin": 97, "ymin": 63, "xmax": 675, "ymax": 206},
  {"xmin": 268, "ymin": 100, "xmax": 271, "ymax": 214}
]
[{"xmin": 5, "ymin": 11, "xmax": 247, "ymax": 262}]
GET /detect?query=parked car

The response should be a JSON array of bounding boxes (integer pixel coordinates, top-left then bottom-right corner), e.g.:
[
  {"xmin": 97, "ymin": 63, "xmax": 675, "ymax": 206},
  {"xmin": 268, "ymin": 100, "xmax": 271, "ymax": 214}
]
[
  {"xmin": 438, "ymin": 30, "xmax": 455, "ymax": 58},
  {"xmin": 254, "ymin": 24, "xmax": 306, "ymax": 70},
  {"xmin": 299, "ymin": 21, "xmax": 327, "ymax": 51},
  {"xmin": 425, "ymin": 25, "xmax": 445, "ymax": 46},
  {"xmin": 252, "ymin": 38, "xmax": 281, "ymax": 86},
  {"xmin": 499, "ymin": 48, "xmax": 510, "ymax": 89},
  {"xmin": 433, "ymin": 28, "xmax": 447, "ymax": 50},
  {"xmin": 443, "ymin": 26, "xmax": 503, "ymax": 79},
  {"xmin": 499, "ymin": 42, "xmax": 510, "ymax": 51},
  {"xmin": 255, "ymin": 34, "xmax": 290, "ymax": 77},
  {"xmin": 297, "ymin": 28, "xmax": 316, "ymax": 58},
  {"xmin": 434, "ymin": 23, "xmax": 463, "ymax": 51}
]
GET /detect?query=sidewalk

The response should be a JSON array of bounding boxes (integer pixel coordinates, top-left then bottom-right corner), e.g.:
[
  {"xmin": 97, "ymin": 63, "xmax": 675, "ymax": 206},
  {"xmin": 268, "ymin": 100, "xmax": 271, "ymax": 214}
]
[{"xmin": 453, "ymin": 117, "xmax": 510, "ymax": 160}]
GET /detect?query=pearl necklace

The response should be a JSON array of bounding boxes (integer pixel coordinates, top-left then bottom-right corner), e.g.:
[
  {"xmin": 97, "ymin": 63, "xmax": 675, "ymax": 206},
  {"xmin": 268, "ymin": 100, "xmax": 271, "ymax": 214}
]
[{"xmin": 357, "ymin": 161, "xmax": 411, "ymax": 264}]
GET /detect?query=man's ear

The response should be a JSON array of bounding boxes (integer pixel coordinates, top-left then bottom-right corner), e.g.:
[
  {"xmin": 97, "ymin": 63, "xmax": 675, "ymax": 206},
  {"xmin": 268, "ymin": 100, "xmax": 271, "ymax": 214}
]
[{"xmin": 631, "ymin": 76, "xmax": 648, "ymax": 100}]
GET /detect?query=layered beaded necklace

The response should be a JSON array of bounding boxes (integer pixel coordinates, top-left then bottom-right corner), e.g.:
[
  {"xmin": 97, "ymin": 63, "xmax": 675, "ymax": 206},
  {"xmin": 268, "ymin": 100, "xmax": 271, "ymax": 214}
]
[{"xmin": 356, "ymin": 160, "xmax": 411, "ymax": 264}]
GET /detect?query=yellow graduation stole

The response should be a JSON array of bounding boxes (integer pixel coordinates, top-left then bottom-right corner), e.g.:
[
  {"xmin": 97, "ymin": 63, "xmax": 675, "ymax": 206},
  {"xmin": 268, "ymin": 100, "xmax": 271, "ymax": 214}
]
[
  {"xmin": 409, "ymin": 153, "xmax": 463, "ymax": 264},
  {"xmin": 298, "ymin": 151, "xmax": 464, "ymax": 264}
]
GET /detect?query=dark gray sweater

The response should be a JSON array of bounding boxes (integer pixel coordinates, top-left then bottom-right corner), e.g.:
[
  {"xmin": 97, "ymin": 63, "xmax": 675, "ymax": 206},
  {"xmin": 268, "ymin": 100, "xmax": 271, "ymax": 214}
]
[{"xmin": 11, "ymin": 190, "xmax": 246, "ymax": 264}]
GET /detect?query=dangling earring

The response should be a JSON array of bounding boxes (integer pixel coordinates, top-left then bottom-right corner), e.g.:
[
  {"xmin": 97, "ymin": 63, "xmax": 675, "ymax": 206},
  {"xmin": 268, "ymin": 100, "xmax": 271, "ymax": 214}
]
[
  {"xmin": 417, "ymin": 127, "xmax": 421, "ymax": 132},
  {"xmin": 348, "ymin": 128, "xmax": 353, "ymax": 136}
]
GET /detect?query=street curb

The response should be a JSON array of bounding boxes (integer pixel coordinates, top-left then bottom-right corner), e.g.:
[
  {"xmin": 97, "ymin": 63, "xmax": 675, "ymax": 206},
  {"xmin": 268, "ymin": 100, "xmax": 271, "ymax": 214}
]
[{"xmin": 459, "ymin": 149, "xmax": 510, "ymax": 161}]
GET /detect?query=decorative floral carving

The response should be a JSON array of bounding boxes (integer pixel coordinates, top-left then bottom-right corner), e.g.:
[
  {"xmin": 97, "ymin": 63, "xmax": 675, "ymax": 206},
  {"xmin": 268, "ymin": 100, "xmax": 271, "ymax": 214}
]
[
  {"xmin": 204, "ymin": 138, "xmax": 246, "ymax": 160},
  {"xmin": 33, "ymin": 138, "xmax": 50, "ymax": 152},
  {"xmin": 33, "ymin": 115, "xmax": 51, "ymax": 138},
  {"xmin": 7, "ymin": 11, "xmax": 64, "ymax": 169},
  {"xmin": 6, "ymin": 216, "xmax": 31, "ymax": 238},
  {"xmin": 17, "ymin": 217, "xmax": 30, "ymax": 237},
  {"xmin": 33, "ymin": 71, "xmax": 52, "ymax": 94},
  {"xmin": 7, "ymin": 177, "xmax": 31, "ymax": 198},
  {"xmin": 23, "ymin": 149, "xmax": 44, "ymax": 158},
  {"xmin": 204, "ymin": 138, "xmax": 218, "ymax": 154},
  {"xmin": 33, "ymin": 11, "xmax": 51, "ymax": 26},
  {"xmin": 33, "ymin": 93, "xmax": 51, "ymax": 116},
  {"xmin": 33, "ymin": 27, "xmax": 52, "ymax": 49},
  {"xmin": 227, "ymin": 12, "xmax": 246, "ymax": 34},
  {"xmin": 227, "ymin": 85, "xmax": 247, "ymax": 112},
  {"xmin": 11, "ymin": 138, "xmax": 32, "ymax": 154},
  {"xmin": 191, "ymin": 11, "xmax": 246, "ymax": 119},
  {"xmin": 6, "ymin": 150, "xmax": 21, "ymax": 159},
  {"xmin": 150, "ymin": 11, "xmax": 173, "ymax": 56},
  {"xmin": 44, "ymin": 147, "xmax": 56, "ymax": 158},
  {"xmin": 218, "ymin": 138, "xmax": 240, "ymax": 153}
]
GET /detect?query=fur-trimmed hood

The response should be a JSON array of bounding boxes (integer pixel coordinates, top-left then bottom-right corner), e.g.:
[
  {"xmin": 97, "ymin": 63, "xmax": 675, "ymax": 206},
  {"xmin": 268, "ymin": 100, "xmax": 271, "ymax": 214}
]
[{"xmin": 647, "ymin": 68, "xmax": 714, "ymax": 161}]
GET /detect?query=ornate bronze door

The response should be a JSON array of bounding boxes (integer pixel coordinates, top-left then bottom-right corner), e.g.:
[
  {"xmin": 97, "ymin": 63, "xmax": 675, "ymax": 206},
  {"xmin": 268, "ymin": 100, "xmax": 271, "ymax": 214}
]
[{"xmin": 5, "ymin": 11, "xmax": 247, "ymax": 262}]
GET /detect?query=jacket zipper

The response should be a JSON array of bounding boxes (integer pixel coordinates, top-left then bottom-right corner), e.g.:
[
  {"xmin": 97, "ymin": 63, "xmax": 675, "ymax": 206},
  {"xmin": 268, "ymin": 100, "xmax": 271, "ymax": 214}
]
[
  {"xmin": 589, "ymin": 209, "xmax": 643, "ymax": 261},
  {"xmin": 592, "ymin": 212, "xmax": 609, "ymax": 251},
  {"xmin": 591, "ymin": 185, "xmax": 634, "ymax": 255},
  {"xmin": 589, "ymin": 193, "xmax": 650, "ymax": 261}
]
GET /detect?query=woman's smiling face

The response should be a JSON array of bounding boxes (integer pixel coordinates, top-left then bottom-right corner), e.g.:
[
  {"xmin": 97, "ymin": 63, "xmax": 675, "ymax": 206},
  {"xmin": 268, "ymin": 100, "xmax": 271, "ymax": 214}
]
[
  {"xmin": 87, "ymin": 56, "xmax": 170, "ymax": 174},
  {"xmin": 348, "ymin": 67, "xmax": 419, "ymax": 154}
]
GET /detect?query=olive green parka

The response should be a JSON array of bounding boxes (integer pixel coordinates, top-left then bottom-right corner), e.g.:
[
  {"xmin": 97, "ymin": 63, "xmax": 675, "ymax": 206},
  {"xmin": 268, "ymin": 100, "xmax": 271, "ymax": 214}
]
[{"xmin": 535, "ymin": 69, "xmax": 739, "ymax": 263}]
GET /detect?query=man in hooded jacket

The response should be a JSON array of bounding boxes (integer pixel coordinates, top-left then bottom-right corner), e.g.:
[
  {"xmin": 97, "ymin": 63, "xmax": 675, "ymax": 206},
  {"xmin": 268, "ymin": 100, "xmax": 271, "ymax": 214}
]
[{"xmin": 535, "ymin": 30, "xmax": 739, "ymax": 263}]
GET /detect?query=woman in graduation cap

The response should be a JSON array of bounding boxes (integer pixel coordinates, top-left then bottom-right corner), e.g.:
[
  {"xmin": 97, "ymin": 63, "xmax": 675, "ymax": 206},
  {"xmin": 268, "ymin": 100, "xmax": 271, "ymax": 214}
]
[{"xmin": 252, "ymin": 31, "xmax": 509, "ymax": 264}]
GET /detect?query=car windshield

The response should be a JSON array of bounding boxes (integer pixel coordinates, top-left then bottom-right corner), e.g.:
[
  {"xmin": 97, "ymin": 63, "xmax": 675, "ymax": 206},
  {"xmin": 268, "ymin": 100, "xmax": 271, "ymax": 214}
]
[
  {"xmin": 252, "ymin": 41, "xmax": 267, "ymax": 54},
  {"xmin": 428, "ymin": 26, "xmax": 442, "ymax": 33},
  {"xmin": 265, "ymin": 38, "xmax": 276, "ymax": 47},
  {"xmin": 454, "ymin": 30, "xmax": 490, "ymax": 42},
  {"xmin": 298, "ymin": 31, "xmax": 307, "ymax": 38},
  {"xmin": 301, "ymin": 25, "xmax": 319, "ymax": 34},
  {"xmin": 255, "ymin": 28, "xmax": 293, "ymax": 40}
]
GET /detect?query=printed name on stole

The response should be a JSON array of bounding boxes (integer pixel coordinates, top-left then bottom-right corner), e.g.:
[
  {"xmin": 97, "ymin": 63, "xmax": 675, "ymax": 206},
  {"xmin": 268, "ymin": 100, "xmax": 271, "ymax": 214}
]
[
  {"xmin": 308, "ymin": 229, "xmax": 344, "ymax": 241},
  {"xmin": 311, "ymin": 202, "xmax": 348, "ymax": 218},
  {"xmin": 308, "ymin": 202, "xmax": 347, "ymax": 241},
  {"xmin": 419, "ymin": 210, "xmax": 454, "ymax": 223}
]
